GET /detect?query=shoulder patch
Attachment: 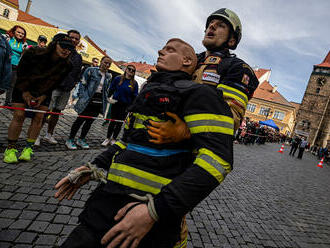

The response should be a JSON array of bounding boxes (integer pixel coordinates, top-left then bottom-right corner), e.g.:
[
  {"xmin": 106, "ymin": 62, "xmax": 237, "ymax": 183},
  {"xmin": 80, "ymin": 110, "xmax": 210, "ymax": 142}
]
[{"xmin": 241, "ymin": 74, "xmax": 250, "ymax": 85}]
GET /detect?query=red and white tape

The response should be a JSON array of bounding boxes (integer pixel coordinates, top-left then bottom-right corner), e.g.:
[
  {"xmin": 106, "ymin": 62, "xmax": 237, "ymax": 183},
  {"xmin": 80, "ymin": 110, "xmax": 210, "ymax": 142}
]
[{"xmin": 0, "ymin": 105, "xmax": 125, "ymax": 123}]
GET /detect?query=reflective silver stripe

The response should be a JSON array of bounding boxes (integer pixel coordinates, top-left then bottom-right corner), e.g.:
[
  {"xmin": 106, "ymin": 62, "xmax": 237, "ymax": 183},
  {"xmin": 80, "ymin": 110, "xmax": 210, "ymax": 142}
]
[
  {"xmin": 108, "ymin": 168, "xmax": 165, "ymax": 189},
  {"xmin": 135, "ymin": 118, "xmax": 144, "ymax": 125},
  {"xmin": 199, "ymin": 153, "xmax": 227, "ymax": 176},
  {"xmin": 219, "ymin": 86, "xmax": 248, "ymax": 104},
  {"xmin": 187, "ymin": 119, "xmax": 233, "ymax": 129}
]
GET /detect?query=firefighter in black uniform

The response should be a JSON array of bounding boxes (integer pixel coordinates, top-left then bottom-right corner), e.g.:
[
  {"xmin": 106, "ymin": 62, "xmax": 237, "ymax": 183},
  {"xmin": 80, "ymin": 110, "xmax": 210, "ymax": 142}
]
[
  {"xmin": 55, "ymin": 38, "xmax": 234, "ymax": 248},
  {"xmin": 147, "ymin": 8, "xmax": 259, "ymax": 143},
  {"xmin": 145, "ymin": 8, "xmax": 259, "ymax": 248}
]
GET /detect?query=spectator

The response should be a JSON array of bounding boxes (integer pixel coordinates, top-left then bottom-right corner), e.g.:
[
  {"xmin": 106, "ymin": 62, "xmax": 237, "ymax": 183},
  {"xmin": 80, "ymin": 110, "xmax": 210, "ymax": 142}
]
[
  {"xmin": 92, "ymin": 57, "xmax": 99, "ymax": 67},
  {"xmin": 289, "ymin": 136, "xmax": 301, "ymax": 156},
  {"xmin": 27, "ymin": 35, "xmax": 47, "ymax": 49},
  {"xmin": 3, "ymin": 33, "xmax": 73, "ymax": 163},
  {"xmin": 42, "ymin": 30, "xmax": 83, "ymax": 145},
  {"xmin": 65, "ymin": 56, "xmax": 113, "ymax": 150},
  {"xmin": 3, "ymin": 25, "xmax": 28, "ymax": 106},
  {"xmin": 0, "ymin": 34, "xmax": 12, "ymax": 95},
  {"xmin": 297, "ymin": 137, "xmax": 308, "ymax": 159},
  {"xmin": 101, "ymin": 64, "xmax": 138, "ymax": 146}
]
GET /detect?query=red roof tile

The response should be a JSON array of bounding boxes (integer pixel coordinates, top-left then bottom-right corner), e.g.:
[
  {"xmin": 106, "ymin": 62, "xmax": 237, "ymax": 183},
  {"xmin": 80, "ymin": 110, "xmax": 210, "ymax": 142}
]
[
  {"xmin": 253, "ymin": 68, "xmax": 270, "ymax": 80},
  {"xmin": 316, "ymin": 51, "xmax": 330, "ymax": 68},
  {"xmin": 253, "ymin": 81, "xmax": 293, "ymax": 107},
  {"xmin": 123, "ymin": 62, "xmax": 156, "ymax": 74},
  {"xmin": 17, "ymin": 9, "xmax": 56, "ymax": 28},
  {"xmin": 3, "ymin": 0, "xmax": 19, "ymax": 8}
]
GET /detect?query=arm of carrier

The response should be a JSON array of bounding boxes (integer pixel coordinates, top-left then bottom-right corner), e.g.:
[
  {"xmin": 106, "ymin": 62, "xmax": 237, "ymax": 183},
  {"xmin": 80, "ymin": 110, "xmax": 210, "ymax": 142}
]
[{"xmin": 154, "ymin": 86, "xmax": 234, "ymax": 220}]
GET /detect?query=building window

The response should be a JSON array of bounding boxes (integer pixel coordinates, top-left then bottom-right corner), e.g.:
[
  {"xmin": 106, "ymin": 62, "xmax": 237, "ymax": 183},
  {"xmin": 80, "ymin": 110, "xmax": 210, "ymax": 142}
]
[
  {"xmin": 259, "ymin": 106, "xmax": 270, "ymax": 116},
  {"xmin": 247, "ymin": 103, "xmax": 256, "ymax": 112},
  {"xmin": 316, "ymin": 87, "xmax": 320, "ymax": 94},
  {"xmin": 273, "ymin": 110, "xmax": 285, "ymax": 121},
  {"xmin": 299, "ymin": 120, "xmax": 310, "ymax": 130},
  {"xmin": 3, "ymin": 9, "xmax": 10, "ymax": 18}
]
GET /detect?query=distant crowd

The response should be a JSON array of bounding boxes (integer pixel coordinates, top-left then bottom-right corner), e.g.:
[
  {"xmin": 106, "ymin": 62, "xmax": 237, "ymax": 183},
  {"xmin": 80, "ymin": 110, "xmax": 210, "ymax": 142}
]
[{"xmin": 235, "ymin": 118, "xmax": 286, "ymax": 145}]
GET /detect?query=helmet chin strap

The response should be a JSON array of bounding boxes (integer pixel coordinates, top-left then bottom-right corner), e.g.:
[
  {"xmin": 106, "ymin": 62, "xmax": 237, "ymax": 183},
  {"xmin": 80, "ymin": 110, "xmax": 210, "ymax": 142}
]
[
  {"xmin": 208, "ymin": 30, "xmax": 235, "ymax": 52},
  {"xmin": 209, "ymin": 43, "xmax": 229, "ymax": 52}
]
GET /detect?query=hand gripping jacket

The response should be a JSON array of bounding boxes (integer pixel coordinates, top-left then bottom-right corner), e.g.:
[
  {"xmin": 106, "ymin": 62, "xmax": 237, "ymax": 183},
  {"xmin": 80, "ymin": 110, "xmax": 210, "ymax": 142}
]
[
  {"xmin": 93, "ymin": 72, "xmax": 234, "ymax": 219},
  {"xmin": 192, "ymin": 51, "xmax": 259, "ymax": 130}
]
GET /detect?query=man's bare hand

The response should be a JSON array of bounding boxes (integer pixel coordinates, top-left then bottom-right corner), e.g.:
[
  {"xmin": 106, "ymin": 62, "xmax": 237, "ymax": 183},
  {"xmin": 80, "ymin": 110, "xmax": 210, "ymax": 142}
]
[
  {"xmin": 34, "ymin": 95, "xmax": 47, "ymax": 107},
  {"xmin": 54, "ymin": 166, "xmax": 91, "ymax": 201},
  {"xmin": 22, "ymin": 91, "xmax": 34, "ymax": 107},
  {"xmin": 147, "ymin": 112, "xmax": 191, "ymax": 144},
  {"xmin": 101, "ymin": 202, "xmax": 155, "ymax": 248}
]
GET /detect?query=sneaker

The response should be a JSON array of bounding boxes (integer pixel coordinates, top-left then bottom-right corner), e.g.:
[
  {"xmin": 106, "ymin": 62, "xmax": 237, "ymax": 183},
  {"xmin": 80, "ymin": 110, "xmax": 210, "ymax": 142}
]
[
  {"xmin": 101, "ymin": 138, "xmax": 111, "ymax": 147},
  {"xmin": 34, "ymin": 136, "xmax": 41, "ymax": 146},
  {"xmin": 3, "ymin": 148, "xmax": 18, "ymax": 163},
  {"xmin": 77, "ymin": 138, "xmax": 89, "ymax": 149},
  {"xmin": 18, "ymin": 147, "xmax": 34, "ymax": 162},
  {"xmin": 44, "ymin": 133, "xmax": 58, "ymax": 144},
  {"xmin": 65, "ymin": 139, "xmax": 77, "ymax": 150}
]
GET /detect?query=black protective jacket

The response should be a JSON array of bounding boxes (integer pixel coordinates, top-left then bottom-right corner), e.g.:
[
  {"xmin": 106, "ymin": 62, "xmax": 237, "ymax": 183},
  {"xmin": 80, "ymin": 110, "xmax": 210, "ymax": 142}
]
[{"xmin": 93, "ymin": 71, "xmax": 234, "ymax": 220}]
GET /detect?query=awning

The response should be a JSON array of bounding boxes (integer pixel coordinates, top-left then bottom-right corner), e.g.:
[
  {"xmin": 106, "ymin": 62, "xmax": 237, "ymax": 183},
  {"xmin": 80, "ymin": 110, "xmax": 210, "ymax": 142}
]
[
  {"xmin": 0, "ymin": 19, "xmax": 123, "ymax": 74},
  {"xmin": 259, "ymin": 119, "xmax": 279, "ymax": 131}
]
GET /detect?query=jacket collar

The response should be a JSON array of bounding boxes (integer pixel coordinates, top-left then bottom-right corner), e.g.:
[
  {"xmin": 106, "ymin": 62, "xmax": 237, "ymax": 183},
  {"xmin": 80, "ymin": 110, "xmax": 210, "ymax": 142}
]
[{"xmin": 148, "ymin": 71, "xmax": 192, "ymax": 85}]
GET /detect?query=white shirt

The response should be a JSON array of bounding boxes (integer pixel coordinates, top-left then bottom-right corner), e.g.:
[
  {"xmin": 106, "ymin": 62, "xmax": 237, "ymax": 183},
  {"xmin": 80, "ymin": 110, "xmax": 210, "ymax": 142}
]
[{"xmin": 96, "ymin": 71, "xmax": 105, "ymax": 93}]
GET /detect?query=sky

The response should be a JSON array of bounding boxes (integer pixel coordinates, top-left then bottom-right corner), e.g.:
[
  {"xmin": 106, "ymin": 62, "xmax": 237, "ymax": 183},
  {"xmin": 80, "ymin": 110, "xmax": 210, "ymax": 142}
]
[{"xmin": 18, "ymin": 0, "xmax": 330, "ymax": 103}]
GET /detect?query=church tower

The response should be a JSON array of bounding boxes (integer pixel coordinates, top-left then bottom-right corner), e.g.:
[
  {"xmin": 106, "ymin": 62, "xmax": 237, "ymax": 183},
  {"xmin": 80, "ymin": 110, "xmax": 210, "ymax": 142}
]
[{"xmin": 294, "ymin": 51, "xmax": 330, "ymax": 148}]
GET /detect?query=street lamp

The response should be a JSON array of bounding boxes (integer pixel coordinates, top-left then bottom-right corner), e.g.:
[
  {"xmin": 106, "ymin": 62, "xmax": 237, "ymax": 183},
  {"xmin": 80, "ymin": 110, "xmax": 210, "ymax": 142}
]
[{"xmin": 265, "ymin": 108, "xmax": 273, "ymax": 120}]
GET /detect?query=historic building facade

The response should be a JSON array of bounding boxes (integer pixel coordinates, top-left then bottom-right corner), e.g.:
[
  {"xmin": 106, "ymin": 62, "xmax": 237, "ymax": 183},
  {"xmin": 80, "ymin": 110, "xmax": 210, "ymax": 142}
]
[
  {"xmin": 245, "ymin": 68, "xmax": 297, "ymax": 135},
  {"xmin": 294, "ymin": 51, "xmax": 330, "ymax": 147},
  {"xmin": 0, "ymin": 0, "xmax": 19, "ymax": 21}
]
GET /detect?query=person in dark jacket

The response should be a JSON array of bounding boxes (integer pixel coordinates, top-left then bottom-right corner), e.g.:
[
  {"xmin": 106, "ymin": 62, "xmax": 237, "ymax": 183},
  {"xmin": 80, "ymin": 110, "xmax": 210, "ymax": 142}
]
[
  {"xmin": 3, "ymin": 33, "xmax": 73, "ymax": 164},
  {"xmin": 55, "ymin": 38, "xmax": 234, "ymax": 248},
  {"xmin": 42, "ymin": 30, "xmax": 82, "ymax": 145},
  {"xmin": 0, "ymin": 34, "xmax": 12, "ymax": 95},
  {"xmin": 297, "ymin": 137, "xmax": 307, "ymax": 159},
  {"xmin": 289, "ymin": 136, "xmax": 301, "ymax": 156}
]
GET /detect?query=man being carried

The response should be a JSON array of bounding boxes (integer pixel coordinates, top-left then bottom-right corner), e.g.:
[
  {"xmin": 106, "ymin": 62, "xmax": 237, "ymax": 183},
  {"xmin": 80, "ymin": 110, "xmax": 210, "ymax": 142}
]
[{"xmin": 55, "ymin": 38, "xmax": 234, "ymax": 248}]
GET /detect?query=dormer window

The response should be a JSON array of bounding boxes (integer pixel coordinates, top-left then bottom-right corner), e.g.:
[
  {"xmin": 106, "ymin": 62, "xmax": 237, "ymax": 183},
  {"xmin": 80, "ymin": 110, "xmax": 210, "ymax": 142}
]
[
  {"xmin": 316, "ymin": 87, "xmax": 320, "ymax": 94},
  {"xmin": 3, "ymin": 9, "xmax": 10, "ymax": 18}
]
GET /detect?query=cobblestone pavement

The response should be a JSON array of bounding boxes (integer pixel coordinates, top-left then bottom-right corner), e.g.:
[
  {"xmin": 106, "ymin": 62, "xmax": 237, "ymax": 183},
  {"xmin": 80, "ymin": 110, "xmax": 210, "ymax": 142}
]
[{"xmin": 1, "ymin": 108, "xmax": 330, "ymax": 248}]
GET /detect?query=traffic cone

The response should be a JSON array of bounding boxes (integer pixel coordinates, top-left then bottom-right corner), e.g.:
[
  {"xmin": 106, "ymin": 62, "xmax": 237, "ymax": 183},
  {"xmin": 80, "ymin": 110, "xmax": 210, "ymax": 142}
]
[
  {"xmin": 317, "ymin": 157, "xmax": 324, "ymax": 168},
  {"xmin": 277, "ymin": 144, "xmax": 285, "ymax": 153}
]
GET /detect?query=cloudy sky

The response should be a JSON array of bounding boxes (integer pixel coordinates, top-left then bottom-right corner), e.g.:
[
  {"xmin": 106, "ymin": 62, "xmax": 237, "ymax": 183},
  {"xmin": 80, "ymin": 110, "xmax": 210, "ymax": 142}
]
[{"xmin": 19, "ymin": 0, "xmax": 330, "ymax": 103}]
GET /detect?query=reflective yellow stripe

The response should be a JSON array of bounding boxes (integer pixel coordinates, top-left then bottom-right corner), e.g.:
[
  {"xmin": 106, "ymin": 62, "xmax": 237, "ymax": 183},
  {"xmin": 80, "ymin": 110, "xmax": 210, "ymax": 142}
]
[
  {"xmin": 114, "ymin": 141, "xmax": 127, "ymax": 150},
  {"xmin": 124, "ymin": 116, "xmax": 130, "ymax": 129},
  {"xmin": 107, "ymin": 163, "xmax": 172, "ymax": 194},
  {"xmin": 184, "ymin": 114, "xmax": 234, "ymax": 135},
  {"xmin": 173, "ymin": 236, "xmax": 187, "ymax": 248},
  {"xmin": 132, "ymin": 113, "xmax": 164, "ymax": 129},
  {"xmin": 195, "ymin": 148, "xmax": 231, "ymax": 183},
  {"xmin": 217, "ymin": 84, "xmax": 248, "ymax": 107}
]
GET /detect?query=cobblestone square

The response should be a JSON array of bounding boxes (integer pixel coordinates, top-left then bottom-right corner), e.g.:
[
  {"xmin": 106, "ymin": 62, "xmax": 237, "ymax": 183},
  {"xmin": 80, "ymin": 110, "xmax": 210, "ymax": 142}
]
[{"xmin": 1, "ymin": 108, "xmax": 330, "ymax": 247}]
